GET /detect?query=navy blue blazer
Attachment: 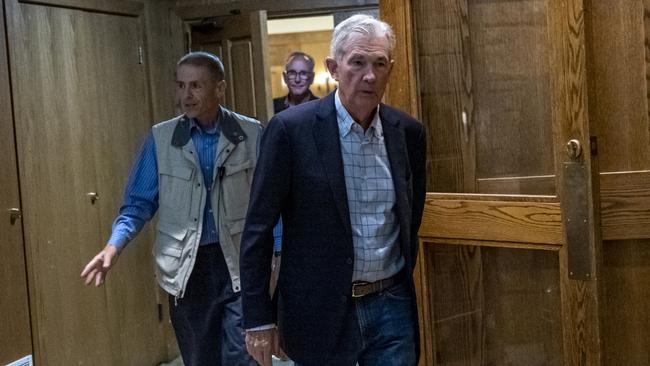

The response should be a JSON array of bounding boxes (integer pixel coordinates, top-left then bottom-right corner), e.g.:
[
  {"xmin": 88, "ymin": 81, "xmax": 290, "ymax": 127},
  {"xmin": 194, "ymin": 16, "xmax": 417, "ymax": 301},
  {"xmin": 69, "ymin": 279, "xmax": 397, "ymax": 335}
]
[{"xmin": 240, "ymin": 91, "xmax": 427, "ymax": 363}]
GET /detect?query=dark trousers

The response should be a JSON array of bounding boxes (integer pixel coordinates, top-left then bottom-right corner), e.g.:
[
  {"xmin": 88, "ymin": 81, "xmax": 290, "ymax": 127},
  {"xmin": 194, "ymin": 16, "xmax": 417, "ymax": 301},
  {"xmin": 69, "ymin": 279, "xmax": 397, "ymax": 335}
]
[{"xmin": 169, "ymin": 244, "xmax": 257, "ymax": 366}]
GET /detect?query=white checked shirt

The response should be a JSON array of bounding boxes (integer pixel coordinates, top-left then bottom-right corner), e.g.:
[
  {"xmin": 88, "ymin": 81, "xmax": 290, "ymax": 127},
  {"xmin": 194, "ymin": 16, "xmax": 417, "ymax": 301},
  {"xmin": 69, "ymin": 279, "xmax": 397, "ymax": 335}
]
[{"xmin": 335, "ymin": 91, "xmax": 404, "ymax": 283}]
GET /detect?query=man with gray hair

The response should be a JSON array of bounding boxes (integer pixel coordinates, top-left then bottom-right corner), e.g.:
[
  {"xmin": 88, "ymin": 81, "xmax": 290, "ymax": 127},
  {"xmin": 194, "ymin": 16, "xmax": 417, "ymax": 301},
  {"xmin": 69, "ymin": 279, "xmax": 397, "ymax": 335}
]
[
  {"xmin": 273, "ymin": 51, "xmax": 319, "ymax": 114},
  {"xmin": 81, "ymin": 51, "xmax": 261, "ymax": 366},
  {"xmin": 240, "ymin": 14, "xmax": 427, "ymax": 366}
]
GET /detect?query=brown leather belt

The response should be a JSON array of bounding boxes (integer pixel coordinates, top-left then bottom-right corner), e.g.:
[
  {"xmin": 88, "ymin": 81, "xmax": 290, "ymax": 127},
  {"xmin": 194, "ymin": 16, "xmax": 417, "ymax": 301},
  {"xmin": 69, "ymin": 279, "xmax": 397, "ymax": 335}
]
[{"xmin": 351, "ymin": 271, "xmax": 404, "ymax": 298}]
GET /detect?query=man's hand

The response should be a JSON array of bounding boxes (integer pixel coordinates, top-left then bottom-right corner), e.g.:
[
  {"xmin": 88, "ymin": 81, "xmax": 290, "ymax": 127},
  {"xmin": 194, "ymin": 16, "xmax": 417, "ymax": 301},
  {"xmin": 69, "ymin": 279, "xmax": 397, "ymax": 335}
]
[
  {"xmin": 246, "ymin": 328, "xmax": 281, "ymax": 366},
  {"xmin": 80, "ymin": 245, "xmax": 119, "ymax": 287}
]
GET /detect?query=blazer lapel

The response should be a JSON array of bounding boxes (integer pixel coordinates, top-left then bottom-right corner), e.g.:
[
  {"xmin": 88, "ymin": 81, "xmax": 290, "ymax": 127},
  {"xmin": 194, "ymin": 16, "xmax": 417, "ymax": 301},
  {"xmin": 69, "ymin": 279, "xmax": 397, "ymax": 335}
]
[
  {"xmin": 380, "ymin": 106, "xmax": 412, "ymax": 254},
  {"xmin": 313, "ymin": 94, "xmax": 352, "ymax": 236}
]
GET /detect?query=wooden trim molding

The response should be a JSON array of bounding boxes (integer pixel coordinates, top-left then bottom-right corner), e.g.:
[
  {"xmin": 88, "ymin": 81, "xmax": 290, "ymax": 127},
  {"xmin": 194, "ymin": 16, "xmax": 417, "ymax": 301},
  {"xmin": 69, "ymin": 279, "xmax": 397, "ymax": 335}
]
[
  {"xmin": 380, "ymin": 0, "xmax": 419, "ymax": 117},
  {"xmin": 18, "ymin": 0, "xmax": 143, "ymax": 16},
  {"xmin": 419, "ymin": 193, "xmax": 564, "ymax": 246},
  {"xmin": 175, "ymin": 0, "xmax": 379, "ymax": 20}
]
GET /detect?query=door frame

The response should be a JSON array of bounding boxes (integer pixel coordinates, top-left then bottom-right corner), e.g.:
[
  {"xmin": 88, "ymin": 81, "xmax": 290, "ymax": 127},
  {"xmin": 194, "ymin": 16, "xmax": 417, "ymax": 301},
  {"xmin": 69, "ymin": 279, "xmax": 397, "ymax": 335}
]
[{"xmin": 381, "ymin": 0, "xmax": 604, "ymax": 365}]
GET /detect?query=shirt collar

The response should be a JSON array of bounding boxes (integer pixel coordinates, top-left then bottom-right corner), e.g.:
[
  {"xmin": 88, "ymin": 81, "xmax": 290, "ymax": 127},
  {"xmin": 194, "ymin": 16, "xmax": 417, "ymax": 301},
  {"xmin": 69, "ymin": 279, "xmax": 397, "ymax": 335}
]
[
  {"xmin": 334, "ymin": 90, "xmax": 383, "ymax": 139},
  {"xmin": 284, "ymin": 91, "xmax": 313, "ymax": 108},
  {"xmin": 189, "ymin": 107, "xmax": 222, "ymax": 135}
]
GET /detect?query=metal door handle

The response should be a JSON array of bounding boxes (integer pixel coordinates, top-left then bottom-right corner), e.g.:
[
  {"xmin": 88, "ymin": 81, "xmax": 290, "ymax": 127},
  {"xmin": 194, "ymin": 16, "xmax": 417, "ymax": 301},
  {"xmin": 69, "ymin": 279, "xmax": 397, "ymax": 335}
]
[
  {"xmin": 86, "ymin": 192, "xmax": 100, "ymax": 204},
  {"xmin": 9, "ymin": 208, "xmax": 21, "ymax": 225}
]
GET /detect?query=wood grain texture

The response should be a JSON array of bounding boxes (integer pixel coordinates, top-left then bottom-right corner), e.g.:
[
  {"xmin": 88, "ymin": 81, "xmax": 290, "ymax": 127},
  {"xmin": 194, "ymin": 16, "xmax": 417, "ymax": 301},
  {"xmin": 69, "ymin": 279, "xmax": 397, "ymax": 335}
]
[
  {"xmin": 600, "ymin": 170, "xmax": 650, "ymax": 240},
  {"xmin": 550, "ymin": 0, "xmax": 604, "ymax": 363},
  {"xmin": 6, "ymin": 1, "xmax": 166, "ymax": 364},
  {"xmin": 230, "ymin": 40, "xmax": 256, "ymax": 117},
  {"xmin": 426, "ymin": 244, "xmax": 484, "ymax": 365},
  {"xmin": 558, "ymin": 245, "xmax": 603, "ymax": 366},
  {"xmin": 422, "ymin": 244, "xmax": 562, "ymax": 366},
  {"xmin": 19, "ymin": 0, "xmax": 143, "ymax": 16},
  {"xmin": 469, "ymin": 0, "xmax": 554, "ymax": 187},
  {"xmin": 412, "ymin": 0, "xmax": 475, "ymax": 193},
  {"xmin": 419, "ymin": 194, "xmax": 563, "ymax": 246},
  {"xmin": 143, "ymin": 0, "xmax": 185, "ymax": 124},
  {"xmin": 174, "ymin": 0, "xmax": 378, "ymax": 19},
  {"xmin": 380, "ymin": 0, "xmax": 419, "ymax": 118},
  {"xmin": 601, "ymin": 239, "xmax": 650, "ymax": 365},
  {"xmin": 587, "ymin": 0, "xmax": 650, "ymax": 172},
  {"xmin": 249, "ymin": 10, "xmax": 273, "ymax": 123},
  {"xmin": 0, "ymin": 2, "xmax": 33, "ymax": 364}
]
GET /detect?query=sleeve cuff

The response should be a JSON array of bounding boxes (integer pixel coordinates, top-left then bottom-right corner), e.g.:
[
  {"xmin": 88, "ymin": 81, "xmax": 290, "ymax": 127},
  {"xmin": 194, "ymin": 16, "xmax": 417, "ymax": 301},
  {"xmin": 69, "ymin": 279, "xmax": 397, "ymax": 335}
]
[{"xmin": 246, "ymin": 324, "xmax": 276, "ymax": 332}]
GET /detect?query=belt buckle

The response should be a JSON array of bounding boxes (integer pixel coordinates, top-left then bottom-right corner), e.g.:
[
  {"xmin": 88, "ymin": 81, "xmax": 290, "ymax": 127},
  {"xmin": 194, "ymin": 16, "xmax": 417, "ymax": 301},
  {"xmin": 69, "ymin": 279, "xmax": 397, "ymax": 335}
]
[{"xmin": 352, "ymin": 281, "xmax": 370, "ymax": 298}]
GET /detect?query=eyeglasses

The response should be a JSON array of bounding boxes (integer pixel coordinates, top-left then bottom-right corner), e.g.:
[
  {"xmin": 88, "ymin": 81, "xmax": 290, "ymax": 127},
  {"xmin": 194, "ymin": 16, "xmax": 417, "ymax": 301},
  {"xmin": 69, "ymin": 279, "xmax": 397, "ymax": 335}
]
[{"xmin": 284, "ymin": 70, "xmax": 313, "ymax": 80}]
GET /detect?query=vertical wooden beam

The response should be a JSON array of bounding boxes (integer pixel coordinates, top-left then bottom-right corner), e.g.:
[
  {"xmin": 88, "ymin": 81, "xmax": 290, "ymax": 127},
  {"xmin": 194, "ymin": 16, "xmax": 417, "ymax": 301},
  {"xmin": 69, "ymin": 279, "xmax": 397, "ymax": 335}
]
[
  {"xmin": 0, "ymin": 0, "xmax": 34, "ymax": 363},
  {"xmin": 380, "ymin": 0, "xmax": 419, "ymax": 118},
  {"xmin": 380, "ymin": 4, "xmax": 430, "ymax": 365},
  {"xmin": 549, "ymin": 0, "xmax": 604, "ymax": 364},
  {"xmin": 250, "ymin": 10, "xmax": 273, "ymax": 124}
]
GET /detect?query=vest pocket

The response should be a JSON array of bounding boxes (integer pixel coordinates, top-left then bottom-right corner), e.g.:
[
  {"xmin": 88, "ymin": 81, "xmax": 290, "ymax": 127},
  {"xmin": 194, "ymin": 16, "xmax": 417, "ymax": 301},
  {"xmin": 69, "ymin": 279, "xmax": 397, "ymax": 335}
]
[
  {"xmin": 158, "ymin": 165, "xmax": 194, "ymax": 218},
  {"xmin": 222, "ymin": 159, "xmax": 254, "ymax": 220},
  {"xmin": 154, "ymin": 220, "xmax": 188, "ymax": 285}
]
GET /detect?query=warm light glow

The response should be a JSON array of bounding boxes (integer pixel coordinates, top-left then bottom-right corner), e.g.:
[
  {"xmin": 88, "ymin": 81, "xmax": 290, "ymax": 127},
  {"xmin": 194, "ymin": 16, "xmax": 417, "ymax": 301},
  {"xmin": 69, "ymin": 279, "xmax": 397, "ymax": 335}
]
[{"xmin": 313, "ymin": 71, "xmax": 337, "ymax": 94}]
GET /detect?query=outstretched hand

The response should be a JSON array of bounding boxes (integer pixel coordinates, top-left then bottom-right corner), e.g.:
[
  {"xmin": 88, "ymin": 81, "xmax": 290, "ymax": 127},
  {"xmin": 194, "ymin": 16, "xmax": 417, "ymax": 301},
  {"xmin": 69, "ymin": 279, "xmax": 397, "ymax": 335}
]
[{"xmin": 81, "ymin": 244, "xmax": 119, "ymax": 287}]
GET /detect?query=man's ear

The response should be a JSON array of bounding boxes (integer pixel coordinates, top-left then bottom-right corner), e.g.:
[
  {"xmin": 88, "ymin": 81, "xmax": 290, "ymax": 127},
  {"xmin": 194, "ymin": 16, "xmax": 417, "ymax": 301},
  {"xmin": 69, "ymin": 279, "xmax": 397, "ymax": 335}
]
[
  {"xmin": 325, "ymin": 57, "xmax": 339, "ymax": 81},
  {"xmin": 216, "ymin": 79, "xmax": 227, "ymax": 100}
]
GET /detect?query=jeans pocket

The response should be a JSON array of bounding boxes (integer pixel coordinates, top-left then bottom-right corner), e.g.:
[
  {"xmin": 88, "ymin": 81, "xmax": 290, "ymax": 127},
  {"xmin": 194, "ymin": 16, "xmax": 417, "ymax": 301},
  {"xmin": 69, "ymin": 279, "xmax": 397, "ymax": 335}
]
[{"xmin": 383, "ymin": 282, "xmax": 412, "ymax": 301}]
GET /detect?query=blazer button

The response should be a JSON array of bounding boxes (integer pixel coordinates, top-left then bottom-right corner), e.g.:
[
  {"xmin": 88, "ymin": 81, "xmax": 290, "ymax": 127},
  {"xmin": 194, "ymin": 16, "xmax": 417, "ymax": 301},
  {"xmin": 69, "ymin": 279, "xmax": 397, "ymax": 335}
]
[{"xmin": 346, "ymin": 258, "xmax": 353, "ymax": 265}]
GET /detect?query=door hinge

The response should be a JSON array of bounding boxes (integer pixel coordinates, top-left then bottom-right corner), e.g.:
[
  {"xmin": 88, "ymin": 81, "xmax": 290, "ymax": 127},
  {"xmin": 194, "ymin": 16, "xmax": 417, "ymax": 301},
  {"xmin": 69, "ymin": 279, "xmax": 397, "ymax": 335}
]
[
  {"xmin": 138, "ymin": 46, "xmax": 144, "ymax": 64},
  {"xmin": 157, "ymin": 303, "xmax": 163, "ymax": 322}
]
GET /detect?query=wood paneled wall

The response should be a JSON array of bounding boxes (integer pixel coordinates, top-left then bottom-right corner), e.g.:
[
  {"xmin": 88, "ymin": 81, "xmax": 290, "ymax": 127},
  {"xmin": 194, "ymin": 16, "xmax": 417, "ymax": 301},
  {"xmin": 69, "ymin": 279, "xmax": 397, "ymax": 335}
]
[
  {"xmin": 0, "ymin": 2, "xmax": 32, "ymax": 364},
  {"xmin": 1, "ymin": 0, "xmax": 186, "ymax": 364},
  {"xmin": 174, "ymin": 0, "xmax": 379, "ymax": 18}
]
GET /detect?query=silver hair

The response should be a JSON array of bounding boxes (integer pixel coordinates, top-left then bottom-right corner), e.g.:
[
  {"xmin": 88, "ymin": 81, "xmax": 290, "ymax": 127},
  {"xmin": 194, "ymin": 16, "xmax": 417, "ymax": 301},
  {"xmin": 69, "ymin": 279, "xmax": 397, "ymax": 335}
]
[{"xmin": 330, "ymin": 14, "xmax": 396, "ymax": 61}]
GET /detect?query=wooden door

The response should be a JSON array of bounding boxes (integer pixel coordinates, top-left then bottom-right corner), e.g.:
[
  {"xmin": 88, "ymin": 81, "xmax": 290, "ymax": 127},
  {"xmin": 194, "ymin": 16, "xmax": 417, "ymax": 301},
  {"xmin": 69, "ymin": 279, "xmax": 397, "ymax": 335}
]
[
  {"xmin": 5, "ymin": 0, "xmax": 166, "ymax": 364},
  {"xmin": 383, "ymin": 0, "xmax": 603, "ymax": 365},
  {"xmin": 0, "ymin": 2, "xmax": 32, "ymax": 364},
  {"xmin": 587, "ymin": 2, "xmax": 650, "ymax": 364},
  {"xmin": 190, "ymin": 10, "xmax": 273, "ymax": 124}
]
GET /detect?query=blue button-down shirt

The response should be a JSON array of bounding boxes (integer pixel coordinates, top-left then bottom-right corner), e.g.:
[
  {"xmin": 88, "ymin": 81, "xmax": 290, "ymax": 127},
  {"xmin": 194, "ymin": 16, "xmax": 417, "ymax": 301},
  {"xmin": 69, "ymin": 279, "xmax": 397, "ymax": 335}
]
[
  {"xmin": 335, "ymin": 91, "xmax": 403, "ymax": 282},
  {"xmin": 108, "ymin": 117, "xmax": 221, "ymax": 250}
]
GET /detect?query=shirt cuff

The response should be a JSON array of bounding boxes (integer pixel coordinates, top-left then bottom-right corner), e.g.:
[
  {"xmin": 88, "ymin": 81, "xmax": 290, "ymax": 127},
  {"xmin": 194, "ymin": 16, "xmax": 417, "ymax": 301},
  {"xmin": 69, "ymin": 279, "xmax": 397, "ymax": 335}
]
[
  {"xmin": 107, "ymin": 231, "xmax": 130, "ymax": 251},
  {"xmin": 246, "ymin": 324, "xmax": 276, "ymax": 332}
]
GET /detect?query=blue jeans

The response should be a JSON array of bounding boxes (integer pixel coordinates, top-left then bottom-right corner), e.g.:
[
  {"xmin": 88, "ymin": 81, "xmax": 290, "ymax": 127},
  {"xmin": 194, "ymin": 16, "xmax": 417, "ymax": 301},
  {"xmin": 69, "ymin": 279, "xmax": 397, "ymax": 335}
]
[
  {"xmin": 295, "ymin": 281, "xmax": 417, "ymax": 366},
  {"xmin": 169, "ymin": 244, "xmax": 256, "ymax": 366}
]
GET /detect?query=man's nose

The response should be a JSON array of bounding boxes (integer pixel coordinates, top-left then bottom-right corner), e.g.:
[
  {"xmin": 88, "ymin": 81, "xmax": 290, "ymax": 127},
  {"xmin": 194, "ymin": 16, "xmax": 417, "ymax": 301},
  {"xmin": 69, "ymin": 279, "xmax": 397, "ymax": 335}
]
[
  {"xmin": 181, "ymin": 87, "xmax": 193, "ymax": 100},
  {"xmin": 363, "ymin": 67, "xmax": 376, "ymax": 82}
]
